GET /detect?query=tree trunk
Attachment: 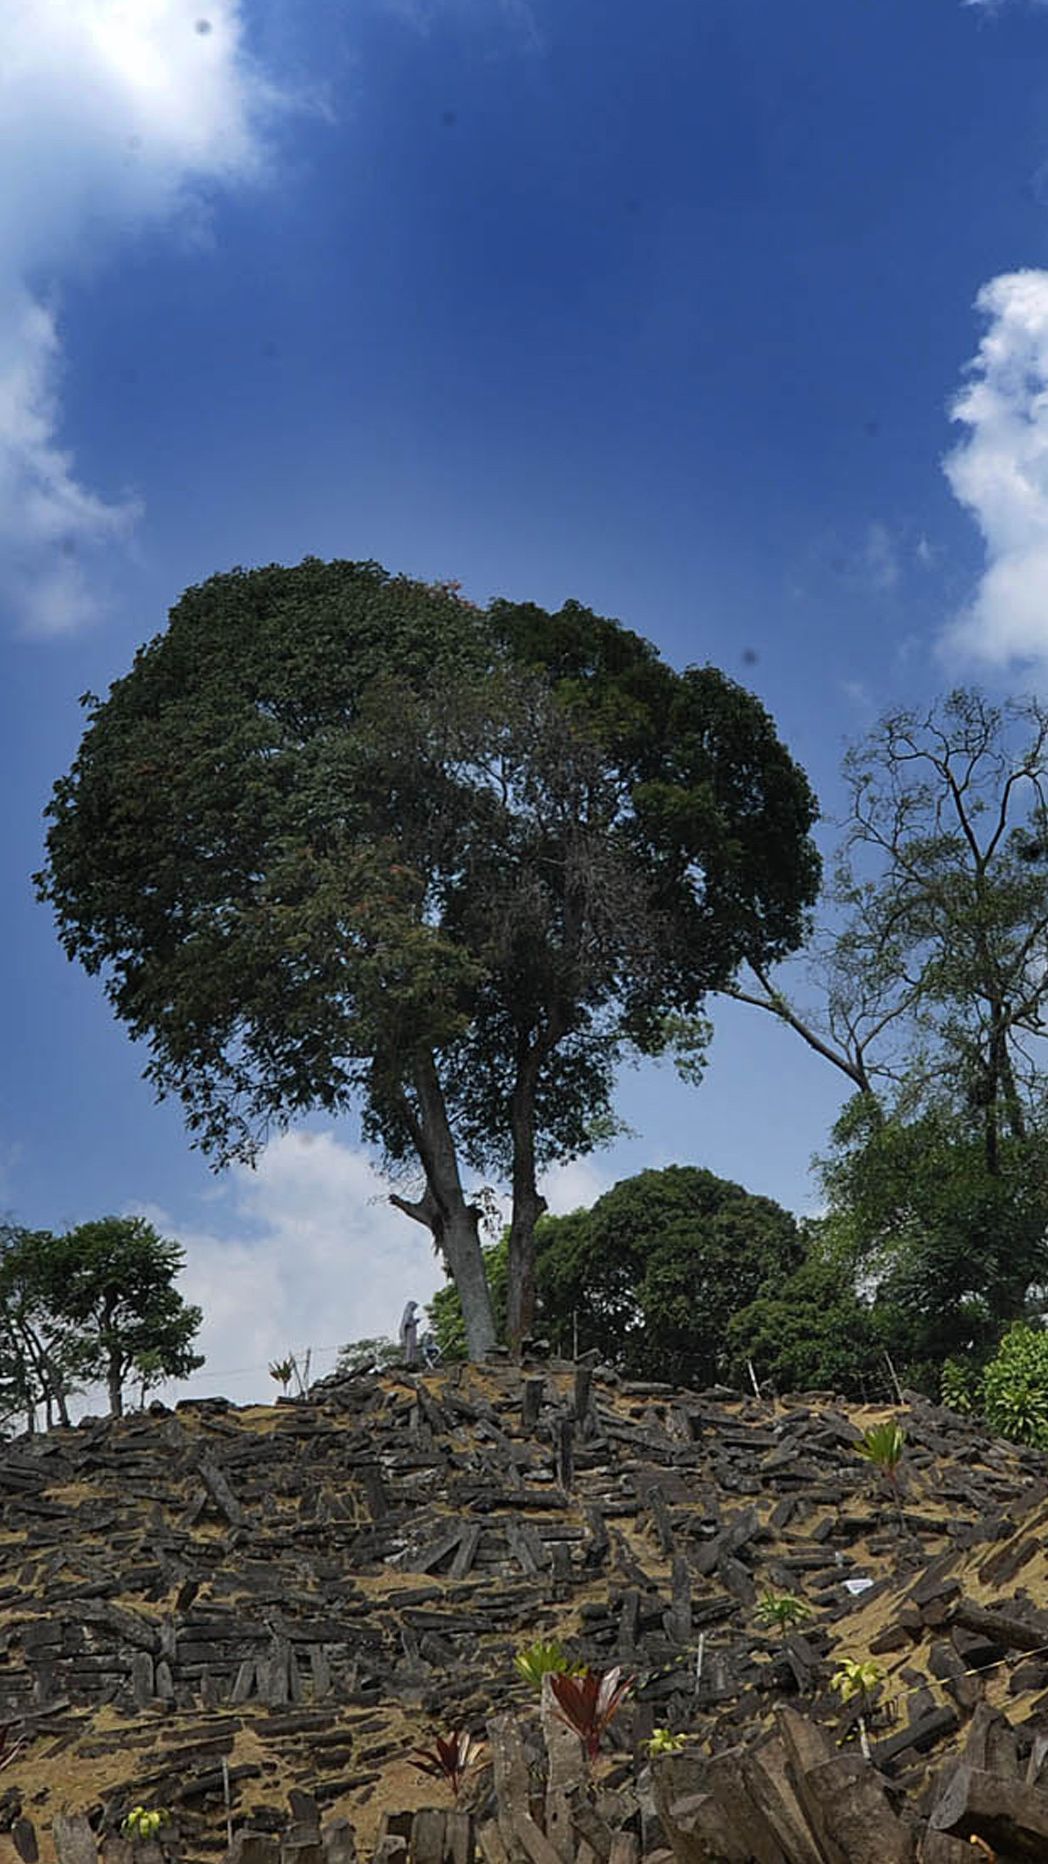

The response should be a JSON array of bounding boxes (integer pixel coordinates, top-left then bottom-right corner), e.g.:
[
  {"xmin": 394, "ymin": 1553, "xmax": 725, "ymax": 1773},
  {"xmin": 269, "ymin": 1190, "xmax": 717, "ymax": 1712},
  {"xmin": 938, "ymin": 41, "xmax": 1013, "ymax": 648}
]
[
  {"xmin": 107, "ymin": 1349, "xmax": 124, "ymax": 1418},
  {"xmin": 506, "ymin": 1194, "xmax": 545, "ymax": 1353},
  {"xmin": 22, "ymin": 1321, "xmax": 71, "ymax": 1427},
  {"xmin": 388, "ymin": 1051, "xmax": 496, "ymax": 1360},
  {"xmin": 506, "ymin": 1068, "xmax": 547, "ymax": 1352}
]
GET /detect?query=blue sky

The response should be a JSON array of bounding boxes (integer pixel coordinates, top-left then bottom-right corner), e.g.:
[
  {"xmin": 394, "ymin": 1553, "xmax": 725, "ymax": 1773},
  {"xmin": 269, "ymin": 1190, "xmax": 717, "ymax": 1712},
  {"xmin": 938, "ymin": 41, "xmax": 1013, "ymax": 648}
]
[{"xmin": 5, "ymin": 0, "xmax": 1048, "ymax": 1400}]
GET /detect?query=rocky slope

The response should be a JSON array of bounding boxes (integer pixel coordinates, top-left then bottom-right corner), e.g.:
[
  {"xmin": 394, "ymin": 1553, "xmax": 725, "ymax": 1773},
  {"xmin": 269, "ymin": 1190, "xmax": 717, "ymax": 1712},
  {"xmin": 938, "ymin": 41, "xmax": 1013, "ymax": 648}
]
[{"xmin": 0, "ymin": 1359, "xmax": 1046, "ymax": 1862}]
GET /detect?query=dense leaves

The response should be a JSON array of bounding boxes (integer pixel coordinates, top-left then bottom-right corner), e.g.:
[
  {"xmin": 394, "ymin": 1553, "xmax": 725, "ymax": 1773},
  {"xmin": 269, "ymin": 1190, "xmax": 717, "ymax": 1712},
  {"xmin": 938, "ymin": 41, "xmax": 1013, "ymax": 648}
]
[
  {"xmin": 726, "ymin": 1224, "xmax": 892, "ymax": 1399},
  {"xmin": 38, "ymin": 559, "xmax": 819, "ymax": 1357},
  {"xmin": 0, "ymin": 1216, "xmax": 202, "ymax": 1425}
]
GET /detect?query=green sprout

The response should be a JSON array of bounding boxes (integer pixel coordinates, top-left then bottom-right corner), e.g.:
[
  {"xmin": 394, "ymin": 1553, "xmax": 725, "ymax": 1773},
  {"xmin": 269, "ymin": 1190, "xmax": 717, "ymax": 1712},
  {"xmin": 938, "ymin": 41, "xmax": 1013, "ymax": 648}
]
[
  {"xmin": 754, "ymin": 1590, "xmax": 813, "ymax": 1639},
  {"xmin": 122, "ymin": 1807, "xmax": 171, "ymax": 1842},
  {"xmin": 643, "ymin": 1727, "xmax": 686, "ymax": 1755},
  {"xmin": 513, "ymin": 1638, "xmax": 585, "ymax": 1689},
  {"xmin": 831, "ymin": 1658, "xmax": 885, "ymax": 1761},
  {"xmin": 830, "ymin": 1658, "xmax": 884, "ymax": 1705},
  {"xmin": 268, "ymin": 1356, "xmax": 295, "ymax": 1396}
]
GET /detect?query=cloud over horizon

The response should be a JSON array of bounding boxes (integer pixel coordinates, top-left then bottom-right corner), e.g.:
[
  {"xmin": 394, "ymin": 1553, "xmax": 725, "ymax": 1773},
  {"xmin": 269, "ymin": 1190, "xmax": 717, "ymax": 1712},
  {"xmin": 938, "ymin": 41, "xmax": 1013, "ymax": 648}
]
[
  {"xmin": 942, "ymin": 269, "xmax": 1048, "ymax": 674},
  {"xmin": 123, "ymin": 1132, "xmax": 611, "ymax": 1411},
  {"xmin": 0, "ymin": 1, "xmax": 278, "ymax": 636}
]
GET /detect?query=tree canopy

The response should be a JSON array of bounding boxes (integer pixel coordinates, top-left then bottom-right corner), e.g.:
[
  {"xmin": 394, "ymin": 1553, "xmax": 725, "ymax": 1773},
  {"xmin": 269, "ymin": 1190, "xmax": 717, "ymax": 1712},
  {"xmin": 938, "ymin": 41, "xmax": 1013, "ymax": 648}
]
[
  {"xmin": 38, "ymin": 558, "xmax": 820, "ymax": 1357},
  {"xmin": 0, "ymin": 1216, "xmax": 203, "ymax": 1425},
  {"xmin": 532, "ymin": 1166, "xmax": 804, "ymax": 1385},
  {"xmin": 723, "ymin": 690, "xmax": 1048, "ymax": 1383}
]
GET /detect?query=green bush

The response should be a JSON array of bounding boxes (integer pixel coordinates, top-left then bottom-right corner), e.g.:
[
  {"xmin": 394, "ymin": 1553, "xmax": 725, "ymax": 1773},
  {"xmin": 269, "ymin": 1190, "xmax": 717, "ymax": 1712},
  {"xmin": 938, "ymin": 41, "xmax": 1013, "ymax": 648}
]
[
  {"xmin": 981, "ymin": 1325, "xmax": 1048, "ymax": 1448},
  {"xmin": 940, "ymin": 1357, "xmax": 978, "ymax": 1414}
]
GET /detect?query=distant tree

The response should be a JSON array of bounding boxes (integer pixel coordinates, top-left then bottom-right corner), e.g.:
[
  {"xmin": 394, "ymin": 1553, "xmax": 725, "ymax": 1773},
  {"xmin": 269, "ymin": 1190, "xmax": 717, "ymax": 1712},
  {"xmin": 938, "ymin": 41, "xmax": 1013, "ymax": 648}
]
[
  {"xmin": 722, "ymin": 691, "xmax": 1048, "ymax": 1376},
  {"xmin": 34, "ymin": 1217, "xmax": 203, "ymax": 1417},
  {"xmin": 728, "ymin": 691, "xmax": 1048, "ymax": 1142},
  {"xmin": 38, "ymin": 559, "xmax": 819, "ymax": 1359},
  {"xmin": 0, "ymin": 1225, "xmax": 80, "ymax": 1432},
  {"xmin": 336, "ymin": 1335, "xmax": 402, "ymax": 1375},
  {"xmin": 533, "ymin": 1166, "xmax": 802, "ymax": 1385},
  {"xmin": 819, "ymin": 1099, "xmax": 1048, "ymax": 1379},
  {"xmin": 726, "ymin": 1218, "xmax": 891, "ymax": 1399}
]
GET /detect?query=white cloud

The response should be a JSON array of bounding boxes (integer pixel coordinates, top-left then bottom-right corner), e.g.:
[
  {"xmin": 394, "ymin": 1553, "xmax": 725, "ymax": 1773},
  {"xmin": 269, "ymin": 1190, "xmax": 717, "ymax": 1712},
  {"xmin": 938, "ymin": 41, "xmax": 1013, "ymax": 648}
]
[
  {"xmin": 110, "ymin": 1132, "xmax": 610, "ymax": 1412},
  {"xmin": 0, "ymin": 1, "xmax": 279, "ymax": 636},
  {"xmin": 942, "ymin": 270, "xmax": 1048, "ymax": 673},
  {"xmin": 125, "ymin": 1133, "xmax": 449, "ymax": 1409}
]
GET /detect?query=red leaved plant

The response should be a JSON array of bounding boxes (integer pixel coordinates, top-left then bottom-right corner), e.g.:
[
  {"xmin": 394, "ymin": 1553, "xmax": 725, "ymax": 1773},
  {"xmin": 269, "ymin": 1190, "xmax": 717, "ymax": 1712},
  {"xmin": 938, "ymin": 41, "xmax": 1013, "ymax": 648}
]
[
  {"xmin": 409, "ymin": 1730, "xmax": 482, "ymax": 1800},
  {"xmin": 549, "ymin": 1666, "xmax": 633, "ymax": 1762}
]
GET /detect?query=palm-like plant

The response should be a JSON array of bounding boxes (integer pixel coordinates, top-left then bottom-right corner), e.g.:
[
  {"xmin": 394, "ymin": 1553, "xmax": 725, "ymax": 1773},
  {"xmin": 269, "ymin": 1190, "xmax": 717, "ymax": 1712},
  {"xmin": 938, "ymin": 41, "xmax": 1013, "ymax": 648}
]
[
  {"xmin": 856, "ymin": 1421, "xmax": 906, "ymax": 1524},
  {"xmin": 514, "ymin": 1639, "xmax": 584, "ymax": 1689},
  {"xmin": 268, "ymin": 1355, "xmax": 295, "ymax": 1396},
  {"xmin": 549, "ymin": 1666, "xmax": 633, "ymax": 1762},
  {"xmin": 410, "ymin": 1731, "xmax": 482, "ymax": 1800}
]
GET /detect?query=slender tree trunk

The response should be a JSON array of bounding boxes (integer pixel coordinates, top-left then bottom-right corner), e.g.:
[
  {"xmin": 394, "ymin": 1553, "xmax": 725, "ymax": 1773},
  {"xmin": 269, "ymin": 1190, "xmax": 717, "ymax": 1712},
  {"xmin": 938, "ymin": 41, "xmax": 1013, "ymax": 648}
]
[
  {"xmin": 506, "ymin": 1060, "xmax": 547, "ymax": 1352},
  {"xmin": 107, "ymin": 1349, "xmax": 124, "ymax": 1418},
  {"xmin": 22, "ymin": 1321, "xmax": 71, "ymax": 1427},
  {"xmin": 388, "ymin": 1051, "xmax": 496, "ymax": 1360}
]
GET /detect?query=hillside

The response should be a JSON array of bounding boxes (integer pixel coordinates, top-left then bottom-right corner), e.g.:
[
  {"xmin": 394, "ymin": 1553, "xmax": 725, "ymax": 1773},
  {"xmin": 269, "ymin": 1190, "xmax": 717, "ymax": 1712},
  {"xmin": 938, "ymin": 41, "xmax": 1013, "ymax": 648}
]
[{"xmin": 0, "ymin": 1359, "xmax": 1047, "ymax": 1863}]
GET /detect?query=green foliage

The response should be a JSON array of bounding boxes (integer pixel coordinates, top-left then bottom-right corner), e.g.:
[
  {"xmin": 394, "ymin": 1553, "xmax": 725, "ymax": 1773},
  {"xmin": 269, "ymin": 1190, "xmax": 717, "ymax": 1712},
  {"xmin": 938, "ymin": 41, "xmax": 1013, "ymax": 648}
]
[
  {"xmin": 409, "ymin": 1731, "xmax": 481, "ymax": 1800},
  {"xmin": 0, "ymin": 1217, "xmax": 202, "ymax": 1424},
  {"xmin": 336, "ymin": 1336, "xmax": 402, "ymax": 1375},
  {"xmin": 122, "ymin": 1807, "xmax": 170, "ymax": 1841},
  {"xmin": 940, "ymin": 1358, "xmax": 978, "ymax": 1414},
  {"xmin": 0, "ymin": 1224, "xmax": 82, "ymax": 1432},
  {"xmin": 36, "ymin": 1217, "xmax": 204, "ymax": 1418},
  {"xmin": 737, "ymin": 693, "xmax": 1048, "ymax": 1392},
  {"xmin": 268, "ymin": 1356, "xmax": 295, "ymax": 1393},
  {"xmin": 726, "ymin": 1217, "xmax": 891, "ymax": 1398},
  {"xmin": 548, "ymin": 1667, "xmax": 634, "ymax": 1762},
  {"xmin": 644, "ymin": 1728, "xmax": 686, "ymax": 1755},
  {"xmin": 754, "ymin": 1591, "xmax": 812, "ymax": 1638},
  {"xmin": 981, "ymin": 1325, "xmax": 1048, "ymax": 1448},
  {"xmin": 513, "ymin": 1639, "xmax": 583, "ymax": 1689},
  {"xmin": 37, "ymin": 558, "xmax": 819, "ymax": 1359},
  {"xmin": 830, "ymin": 1659, "xmax": 884, "ymax": 1706},
  {"xmin": 856, "ymin": 1420, "xmax": 905, "ymax": 1475},
  {"xmin": 820, "ymin": 1101, "xmax": 1048, "ymax": 1376},
  {"xmin": 534, "ymin": 1166, "xmax": 803, "ymax": 1385}
]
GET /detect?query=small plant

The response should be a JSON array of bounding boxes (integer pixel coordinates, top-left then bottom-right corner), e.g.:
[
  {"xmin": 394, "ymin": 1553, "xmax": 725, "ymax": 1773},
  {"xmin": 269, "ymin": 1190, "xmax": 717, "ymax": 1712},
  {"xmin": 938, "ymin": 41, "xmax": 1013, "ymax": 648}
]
[
  {"xmin": 940, "ymin": 1357, "xmax": 977, "ymax": 1416},
  {"xmin": 830, "ymin": 1658, "xmax": 884, "ymax": 1706},
  {"xmin": 268, "ymin": 1355, "xmax": 295, "ymax": 1396},
  {"xmin": 409, "ymin": 1731, "xmax": 482, "ymax": 1801},
  {"xmin": 513, "ymin": 1638, "xmax": 584, "ymax": 1689},
  {"xmin": 644, "ymin": 1727, "xmax": 686, "ymax": 1755},
  {"xmin": 856, "ymin": 1420, "xmax": 906, "ymax": 1524},
  {"xmin": 122, "ymin": 1807, "xmax": 171, "ymax": 1841},
  {"xmin": 982, "ymin": 1325, "xmax": 1048, "ymax": 1449},
  {"xmin": 831, "ymin": 1658, "xmax": 884, "ymax": 1761},
  {"xmin": 549, "ymin": 1666, "xmax": 634, "ymax": 1762},
  {"xmin": 755, "ymin": 1590, "xmax": 813, "ymax": 1639}
]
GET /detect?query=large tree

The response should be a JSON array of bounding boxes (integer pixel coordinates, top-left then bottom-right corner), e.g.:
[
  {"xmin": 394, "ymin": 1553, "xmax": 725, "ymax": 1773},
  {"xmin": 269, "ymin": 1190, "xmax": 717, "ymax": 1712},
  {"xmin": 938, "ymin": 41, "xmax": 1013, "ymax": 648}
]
[
  {"xmin": 37, "ymin": 559, "xmax": 819, "ymax": 1356},
  {"xmin": 725, "ymin": 690, "xmax": 1048, "ymax": 1365},
  {"xmin": 729, "ymin": 690, "xmax": 1048, "ymax": 1143}
]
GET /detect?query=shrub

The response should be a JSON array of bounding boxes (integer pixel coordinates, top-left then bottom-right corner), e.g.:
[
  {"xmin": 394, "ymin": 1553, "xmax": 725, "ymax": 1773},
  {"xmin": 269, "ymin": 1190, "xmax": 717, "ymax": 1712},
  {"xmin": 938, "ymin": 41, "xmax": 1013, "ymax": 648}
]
[{"xmin": 981, "ymin": 1325, "xmax": 1048, "ymax": 1448}]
